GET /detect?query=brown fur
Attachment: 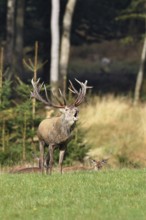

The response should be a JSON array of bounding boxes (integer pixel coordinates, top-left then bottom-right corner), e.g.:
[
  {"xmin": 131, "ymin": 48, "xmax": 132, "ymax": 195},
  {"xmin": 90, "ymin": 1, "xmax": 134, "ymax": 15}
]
[
  {"xmin": 9, "ymin": 167, "xmax": 41, "ymax": 174},
  {"xmin": 37, "ymin": 107, "xmax": 78, "ymax": 175},
  {"xmin": 37, "ymin": 116, "xmax": 72, "ymax": 145}
]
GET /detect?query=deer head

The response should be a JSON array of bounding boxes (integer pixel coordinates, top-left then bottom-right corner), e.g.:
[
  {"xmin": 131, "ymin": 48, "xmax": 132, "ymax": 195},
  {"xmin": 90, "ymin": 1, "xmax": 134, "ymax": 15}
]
[
  {"xmin": 31, "ymin": 78, "xmax": 92, "ymax": 125},
  {"xmin": 90, "ymin": 158, "xmax": 108, "ymax": 170}
]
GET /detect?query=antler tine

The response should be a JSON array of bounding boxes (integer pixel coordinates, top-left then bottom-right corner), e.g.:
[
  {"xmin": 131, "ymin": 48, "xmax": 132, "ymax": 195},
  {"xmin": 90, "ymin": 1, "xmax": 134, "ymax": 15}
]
[
  {"xmin": 73, "ymin": 88, "xmax": 84, "ymax": 106},
  {"xmin": 69, "ymin": 80, "xmax": 78, "ymax": 94},
  {"xmin": 51, "ymin": 90, "xmax": 65, "ymax": 106},
  {"xmin": 44, "ymin": 84, "xmax": 52, "ymax": 105},
  {"xmin": 75, "ymin": 78, "xmax": 93, "ymax": 90},
  {"xmin": 31, "ymin": 78, "xmax": 49, "ymax": 105},
  {"xmin": 68, "ymin": 80, "xmax": 85, "ymax": 106},
  {"xmin": 31, "ymin": 78, "xmax": 65, "ymax": 108},
  {"xmin": 71, "ymin": 79, "xmax": 92, "ymax": 107},
  {"xmin": 68, "ymin": 79, "xmax": 92, "ymax": 107},
  {"xmin": 76, "ymin": 82, "xmax": 87, "ymax": 104},
  {"xmin": 58, "ymin": 89, "xmax": 67, "ymax": 106}
]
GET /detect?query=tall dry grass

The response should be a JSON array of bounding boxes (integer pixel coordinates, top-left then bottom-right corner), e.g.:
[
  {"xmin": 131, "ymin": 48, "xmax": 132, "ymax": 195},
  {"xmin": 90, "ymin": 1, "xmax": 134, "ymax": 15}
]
[{"xmin": 80, "ymin": 96, "xmax": 146, "ymax": 168}]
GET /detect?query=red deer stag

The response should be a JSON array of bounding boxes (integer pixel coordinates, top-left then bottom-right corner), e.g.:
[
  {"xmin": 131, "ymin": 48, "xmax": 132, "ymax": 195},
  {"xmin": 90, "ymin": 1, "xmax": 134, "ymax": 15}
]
[{"xmin": 31, "ymin": 78, "xmax": 91, "ymax": 174}]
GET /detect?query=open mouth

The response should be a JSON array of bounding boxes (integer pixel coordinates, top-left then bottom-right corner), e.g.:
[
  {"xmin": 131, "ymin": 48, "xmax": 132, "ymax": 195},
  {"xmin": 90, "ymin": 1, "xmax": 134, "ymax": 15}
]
[{"xmin": 74, "ymin": 112, "xmax": 78, "ymax": 117}]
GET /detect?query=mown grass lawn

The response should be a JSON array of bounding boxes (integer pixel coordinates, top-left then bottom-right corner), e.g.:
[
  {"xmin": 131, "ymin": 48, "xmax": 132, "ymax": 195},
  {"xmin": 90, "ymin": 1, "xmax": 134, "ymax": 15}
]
[{"xmin": 0, "ymin": 169, "xmax": 146, "ymax": 220}]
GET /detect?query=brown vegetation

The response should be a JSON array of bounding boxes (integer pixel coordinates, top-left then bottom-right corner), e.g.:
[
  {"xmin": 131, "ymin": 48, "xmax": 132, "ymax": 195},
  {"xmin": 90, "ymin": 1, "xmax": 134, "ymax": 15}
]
[{"xmin": 80, "ymin": 96, "xmax": 146, "ymax": 168}]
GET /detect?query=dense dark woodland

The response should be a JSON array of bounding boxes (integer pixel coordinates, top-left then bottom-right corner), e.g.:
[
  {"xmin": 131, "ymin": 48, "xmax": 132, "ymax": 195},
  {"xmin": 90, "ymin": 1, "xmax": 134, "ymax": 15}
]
[{"xmin": 0, "ymin": 0, "xmax": 145, "ymax": 94}]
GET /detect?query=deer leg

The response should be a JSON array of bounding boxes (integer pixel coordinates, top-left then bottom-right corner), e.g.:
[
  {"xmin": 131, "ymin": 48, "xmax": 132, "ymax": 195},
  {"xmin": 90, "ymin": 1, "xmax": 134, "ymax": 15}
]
[
  {"xmin": 45, "ymin": 151, "xmax": 50, "ymax": 174},
  {"xmin": 39, "ymin": 140, "xmax": 45, "ymax": 174},
  {"xmin": 59, "ymin": 146, "xmax": 66, "ymax": 174},
  {"xmin": 47, "ymin": 144, "xmax": 55, "ymax": 175}
]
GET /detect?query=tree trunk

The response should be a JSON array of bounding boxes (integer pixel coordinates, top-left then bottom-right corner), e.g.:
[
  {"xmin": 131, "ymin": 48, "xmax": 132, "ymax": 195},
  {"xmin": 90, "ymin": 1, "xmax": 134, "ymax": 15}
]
[
  {"xmin": 0, "ymin": 47, "xmax": 4, "ymax": 105},
  {"xmin": 134, "ymin": 37, "xmax": 146, "ymax": 105},
  {"xmin": 50, "ymin": 0, "xmax": 60, "ymax": 93},
  {"xmin": 5, "ymin": 0, "xmax": 16, "ymax": 74},
  {"xmin": 59, "ymin": 0, "xmax": 77, "ymax": 94},
  {"xmin": 14, "ymin": 0, "xmax": 25, "ymax": 77}
]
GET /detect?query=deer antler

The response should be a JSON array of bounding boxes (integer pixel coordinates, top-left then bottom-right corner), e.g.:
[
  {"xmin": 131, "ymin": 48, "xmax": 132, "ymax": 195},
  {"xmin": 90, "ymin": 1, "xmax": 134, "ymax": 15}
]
[
  {"xmin": 31, "ymin": 78, "xmax": 65, "ymax": 108},
  {"xmin": 31, "ymin": 78, "xmax": 92, "ymax": 108},
  {"xmin": 69, "ymin": 78, "xmax": 92, "ymax": 107}
]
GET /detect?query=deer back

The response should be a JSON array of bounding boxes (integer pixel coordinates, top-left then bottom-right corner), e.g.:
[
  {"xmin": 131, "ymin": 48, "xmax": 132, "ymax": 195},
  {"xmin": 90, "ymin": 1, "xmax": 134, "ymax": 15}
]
[{"xmin": 9, "ymin": 167, "xmax": 41, "ymax": 174}]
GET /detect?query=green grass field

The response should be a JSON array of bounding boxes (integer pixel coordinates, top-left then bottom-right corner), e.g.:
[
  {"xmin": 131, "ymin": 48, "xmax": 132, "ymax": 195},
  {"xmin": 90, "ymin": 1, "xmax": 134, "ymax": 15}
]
[{"xmin": 0, "ymin": 169, "xmax": 146, "ymax": 220}]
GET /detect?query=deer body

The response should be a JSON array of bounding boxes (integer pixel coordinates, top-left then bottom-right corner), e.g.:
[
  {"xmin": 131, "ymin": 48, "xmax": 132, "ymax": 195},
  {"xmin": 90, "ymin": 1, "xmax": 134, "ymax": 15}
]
[
  {"xmin": 37, "ymin": 108, "xmax": 78, "ymax": 174},
  {"xmin": 37, "ymin": 115, "xmax": 74, "ymax": 145},
  {"xmin": 63, "ymin": 158, "xmax": 108, "ymax": 172},
  {"xmin": 9, "ymin": 167, "xmax": 41, "ymax": 174},
  {"xmin": 9, "ymin": 159, "xmax": 107, "ymax": 174},
  {"xmin": 31, "ymin": 78, "xmax": 91, "ymax": 174}
]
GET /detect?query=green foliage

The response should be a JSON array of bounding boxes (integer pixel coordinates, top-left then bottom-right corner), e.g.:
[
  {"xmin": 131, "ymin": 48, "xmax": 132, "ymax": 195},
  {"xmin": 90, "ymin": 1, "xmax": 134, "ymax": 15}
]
[
  {"xmin": 120, "ymin": 0, "xmax": 145, "ymax": 14},
  {"xmin": 15, "ymin": 82, "xmax": 30, "ymax": 100},
  {"xmin": 0, "ymin": 148, "xmax": 21, "ymax": 166},
  {"xmin": 116, "ymin": 0, "xmax": 145, "ymax": 39},
  {"xmin": 65, "ymin": 126, "xmax": 89, "ymax": 164},
  {"xmin": 0, "ymin": 77, "xmax": 33, "ymax": 164},
  {"xmin": 120, "ymin": 36, "xmax": 134, "ymax": 46},
  {"xmin": 0, "ymin": 79, "xmax": 12, "ymax": 110}
]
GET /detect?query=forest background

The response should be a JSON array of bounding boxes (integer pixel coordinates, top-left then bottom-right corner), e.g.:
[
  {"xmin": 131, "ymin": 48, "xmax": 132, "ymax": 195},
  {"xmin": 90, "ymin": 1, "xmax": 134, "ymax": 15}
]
[{"xmin": 0, "ymin": 0, "xmax": 146, "ymax": 168}]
